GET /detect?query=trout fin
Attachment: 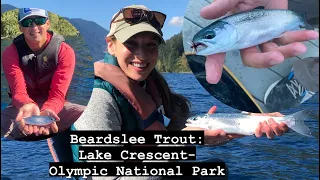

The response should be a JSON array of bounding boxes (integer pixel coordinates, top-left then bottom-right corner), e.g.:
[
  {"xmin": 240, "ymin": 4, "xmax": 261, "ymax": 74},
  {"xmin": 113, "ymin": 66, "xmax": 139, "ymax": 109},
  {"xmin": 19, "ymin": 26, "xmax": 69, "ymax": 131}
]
[{"xmin": 285, "ymin": 110, "xmax": 313, "ymax": 137}]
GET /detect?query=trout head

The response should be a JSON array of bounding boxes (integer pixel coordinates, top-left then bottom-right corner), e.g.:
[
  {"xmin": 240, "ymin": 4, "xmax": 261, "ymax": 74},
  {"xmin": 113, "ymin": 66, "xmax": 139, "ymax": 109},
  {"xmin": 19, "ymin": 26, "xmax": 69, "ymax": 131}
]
[
  {"xmin": 192, "ymin": 21, "xmax": 238, "ymax": 56},
  {"xmin": 185, "ymin": 114, "xmax": 211, "ymax": 129}
]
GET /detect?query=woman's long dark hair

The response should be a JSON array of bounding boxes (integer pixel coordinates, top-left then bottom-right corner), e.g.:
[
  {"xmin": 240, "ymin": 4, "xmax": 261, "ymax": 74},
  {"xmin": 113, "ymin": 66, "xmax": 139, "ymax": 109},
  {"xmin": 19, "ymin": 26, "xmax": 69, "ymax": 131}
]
[{"xmin": 150, "ymin": 69, "xmax": 191, "ymax": 130}]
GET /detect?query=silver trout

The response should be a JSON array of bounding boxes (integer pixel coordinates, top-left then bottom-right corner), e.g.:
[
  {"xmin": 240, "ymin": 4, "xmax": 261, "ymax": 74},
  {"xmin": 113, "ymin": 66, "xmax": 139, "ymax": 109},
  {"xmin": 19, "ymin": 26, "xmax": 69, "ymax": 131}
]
[
  {"xmin": 23, "ymin": 116, "xmax": 56, "ymax": 126},
  {"xmin": 185, "ymin": 110, "xmax": 313, "ymax": 137},
  {"xmin": 192, "ymin": 9, "xmax": 314, "ymax": 56}
]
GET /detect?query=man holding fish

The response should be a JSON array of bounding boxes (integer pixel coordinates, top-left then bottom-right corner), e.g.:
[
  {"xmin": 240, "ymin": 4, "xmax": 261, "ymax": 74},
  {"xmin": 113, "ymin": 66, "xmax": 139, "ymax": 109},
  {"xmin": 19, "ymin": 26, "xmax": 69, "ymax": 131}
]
[
  {"xmin": 1, "ymin": 8, "xmax": 85, "ymax": 162},
  {"xmin": 198, "ymin": 0, "xmax": 319, "ymax": 84}
]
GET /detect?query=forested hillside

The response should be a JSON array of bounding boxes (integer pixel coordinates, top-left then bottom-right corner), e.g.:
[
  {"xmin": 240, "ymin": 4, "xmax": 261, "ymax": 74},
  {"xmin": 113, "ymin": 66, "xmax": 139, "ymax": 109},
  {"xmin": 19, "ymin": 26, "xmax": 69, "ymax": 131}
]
[
  {"xmin": 1, "ymin": 9, "xmax": 79, "ymax": 39},
  {"xmin": 157, "ymin": 33, "xmax": 190, "ymax": 72}
]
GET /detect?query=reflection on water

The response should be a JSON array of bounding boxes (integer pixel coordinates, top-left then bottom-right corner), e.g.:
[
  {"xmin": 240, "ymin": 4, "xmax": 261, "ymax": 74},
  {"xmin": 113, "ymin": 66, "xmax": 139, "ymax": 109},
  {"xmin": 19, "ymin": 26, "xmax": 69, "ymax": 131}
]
[{"xmin": 64, "ymin": 36, "xmax": 94, "ymax": 106}]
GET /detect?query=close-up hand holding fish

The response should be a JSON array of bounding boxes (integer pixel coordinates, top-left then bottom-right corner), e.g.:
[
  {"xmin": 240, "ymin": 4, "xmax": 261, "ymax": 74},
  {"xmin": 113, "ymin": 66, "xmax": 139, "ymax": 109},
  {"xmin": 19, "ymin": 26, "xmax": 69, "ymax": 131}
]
[
  {"xmin": 196, "ymin": 0, "xmax": 319, "ymax": 84},
  {"xmin": 12, "ymin": 103, "xmax": 60, "ymax": 137},
  {"xmin": 183, "ymin": 106, "xmax": 291, "ymax": 145},
  {"xmin": 23, "ymin": 116, "xmax": 56, "ymax": 126},
  {"xmin": 186, "ymin": 109, "xmax": 312, "ymax": 141}
]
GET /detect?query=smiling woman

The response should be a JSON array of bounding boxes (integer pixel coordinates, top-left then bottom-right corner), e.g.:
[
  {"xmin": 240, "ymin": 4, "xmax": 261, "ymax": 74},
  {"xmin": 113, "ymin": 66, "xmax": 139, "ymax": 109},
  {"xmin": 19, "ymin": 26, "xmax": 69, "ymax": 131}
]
[
  {"xmin": 70, "ymin": 4, "xmax": 290, "ymax": 180},
  {"xmin": 107, "ymin": 33, "xmax": 160, "ymax": 81},
  {"xmin": 70, "ymin": 5, "xmax": 193, "ymax": 179},
  {"xmin": 72, "ymin": 4, "xmax": 191, "ymax": 134}
]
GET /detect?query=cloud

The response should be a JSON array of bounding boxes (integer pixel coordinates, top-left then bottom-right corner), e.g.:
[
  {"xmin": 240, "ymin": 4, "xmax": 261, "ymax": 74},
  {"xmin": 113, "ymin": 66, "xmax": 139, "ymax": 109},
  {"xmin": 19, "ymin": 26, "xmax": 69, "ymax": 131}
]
[{"xmin": 169, "ymin": 16, "xmax": 184, "ymax": 27}]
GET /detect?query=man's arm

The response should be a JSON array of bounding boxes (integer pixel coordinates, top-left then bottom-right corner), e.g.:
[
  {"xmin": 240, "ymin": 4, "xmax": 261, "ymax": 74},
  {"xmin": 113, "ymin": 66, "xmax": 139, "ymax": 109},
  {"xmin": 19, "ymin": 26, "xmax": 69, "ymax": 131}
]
[
  {"xmin": 40, "ymin": 42, "xmax": 76, "ymax": 114},
  {"xmin": 2, "ymin": 44, "xmax": 37, "ymax": 108}
]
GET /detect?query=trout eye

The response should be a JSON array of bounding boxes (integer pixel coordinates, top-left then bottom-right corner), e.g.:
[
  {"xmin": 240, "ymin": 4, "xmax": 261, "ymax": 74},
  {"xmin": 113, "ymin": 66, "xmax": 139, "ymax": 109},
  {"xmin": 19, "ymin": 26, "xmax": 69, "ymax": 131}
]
[{"xmin": 205, "ymin": 34, "xmax": 215, "ymax": 39}]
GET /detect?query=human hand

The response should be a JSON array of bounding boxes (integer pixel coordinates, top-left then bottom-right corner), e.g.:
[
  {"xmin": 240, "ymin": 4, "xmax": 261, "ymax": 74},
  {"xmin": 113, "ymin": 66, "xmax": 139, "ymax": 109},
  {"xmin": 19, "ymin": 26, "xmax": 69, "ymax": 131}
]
[
  {"xmin": 200, "ymin": 0, "xmax": 319, "ymax": 84},
  {"xmin": 38, "ymin": 109, "xmax": 60, "ymax": 135},
  {"xmin": 249, "ymin": 112, "xmax": 289, "ymax": 139},
  {"xmin": 207, "ymin": 106, "xmax": 244, "ymax": 143},
  {"xmin": 15, "ymin": 103, "xmax": 40, "ymax": 135},
  {"xmin": 15, "ymin": 105, "xmax": 60, "ymax": 136}
]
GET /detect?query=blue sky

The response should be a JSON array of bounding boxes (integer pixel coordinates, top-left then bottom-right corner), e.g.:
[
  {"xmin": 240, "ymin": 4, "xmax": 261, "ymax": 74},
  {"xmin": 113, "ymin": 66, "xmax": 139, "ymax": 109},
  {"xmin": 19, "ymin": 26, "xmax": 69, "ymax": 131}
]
[{"xmin": 2, "ymin": 0, "xmax": 189, "ymax": 40}]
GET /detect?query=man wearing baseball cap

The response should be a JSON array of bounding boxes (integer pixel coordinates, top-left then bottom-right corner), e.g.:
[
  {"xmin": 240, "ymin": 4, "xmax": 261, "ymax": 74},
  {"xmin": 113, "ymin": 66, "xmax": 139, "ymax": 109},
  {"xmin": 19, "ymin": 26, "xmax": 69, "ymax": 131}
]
[{"xmin": 1, "ymin": 8, "xmax": 85, "ymax": 163}]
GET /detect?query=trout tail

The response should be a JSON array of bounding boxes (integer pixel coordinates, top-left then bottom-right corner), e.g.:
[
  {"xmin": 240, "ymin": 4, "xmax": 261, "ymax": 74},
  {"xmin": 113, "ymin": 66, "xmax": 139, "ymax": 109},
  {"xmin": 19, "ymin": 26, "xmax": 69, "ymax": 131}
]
[{"xmin": 284, "ymin": 110, "xmax": 313, "ymax": 137}]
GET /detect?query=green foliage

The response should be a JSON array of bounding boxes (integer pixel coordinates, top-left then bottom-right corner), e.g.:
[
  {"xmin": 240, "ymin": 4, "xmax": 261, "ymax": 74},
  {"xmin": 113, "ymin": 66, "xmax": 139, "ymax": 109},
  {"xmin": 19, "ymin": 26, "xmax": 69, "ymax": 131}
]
[
  {"xmin": 157, "ymin": 32, "xmax": 191, "ymax": 72},
  {"xmin": 1, "ymin": 9, "xmax": 79, "ymax": 39},
  {"xmin": 48, "ymin": 13, "xmax": 79, "ymax": 37},
  {"xmin": 1, "ymin": 9, "xmax": 20, "ymax": 38}
]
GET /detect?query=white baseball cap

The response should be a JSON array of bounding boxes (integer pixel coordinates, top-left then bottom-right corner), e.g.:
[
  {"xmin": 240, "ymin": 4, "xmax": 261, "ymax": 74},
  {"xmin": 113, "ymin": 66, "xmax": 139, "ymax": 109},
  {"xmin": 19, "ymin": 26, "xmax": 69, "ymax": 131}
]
[{"xmin": 18, "ymin": 8, "xmax": 48, "ymax": 23}]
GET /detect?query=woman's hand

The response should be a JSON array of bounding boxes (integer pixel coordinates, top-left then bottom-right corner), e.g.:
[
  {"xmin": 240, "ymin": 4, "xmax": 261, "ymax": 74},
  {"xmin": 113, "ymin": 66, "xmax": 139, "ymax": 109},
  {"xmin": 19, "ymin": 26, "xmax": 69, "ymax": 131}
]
[
  {"xmin": 183, "ymin": 106, "xmax": 290, "ymax": 145},
  {"xmin": 249, "ymin": 112, "xmax": 289, "ymax": 139}
]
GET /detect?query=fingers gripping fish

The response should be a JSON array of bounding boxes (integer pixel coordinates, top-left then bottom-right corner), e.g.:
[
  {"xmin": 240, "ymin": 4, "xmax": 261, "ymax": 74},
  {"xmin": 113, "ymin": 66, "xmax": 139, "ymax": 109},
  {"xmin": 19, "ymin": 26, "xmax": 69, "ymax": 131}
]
[{"xmin": 186, "ymin": 110, "xmax": 313, "ymax": 137}]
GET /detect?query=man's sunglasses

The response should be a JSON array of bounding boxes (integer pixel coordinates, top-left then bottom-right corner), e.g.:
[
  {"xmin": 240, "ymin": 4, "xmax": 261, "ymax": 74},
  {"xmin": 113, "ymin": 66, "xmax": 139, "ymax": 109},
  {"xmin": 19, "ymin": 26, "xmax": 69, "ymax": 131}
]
[
  {"xmin": 20, "ymin": 17, "xmax": 48, "ymax": 27},
  {"xmin": 110, "ymin": 8, "xmax": 166, "ymax": 30}
]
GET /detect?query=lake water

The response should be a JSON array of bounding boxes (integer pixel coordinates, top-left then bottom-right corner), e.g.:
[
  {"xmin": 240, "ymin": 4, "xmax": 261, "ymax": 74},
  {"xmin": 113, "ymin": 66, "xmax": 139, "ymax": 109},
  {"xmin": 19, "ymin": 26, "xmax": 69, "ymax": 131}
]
[{"xmin": 1, "ymin": 38, "xmax": 319, "ymax": 180}]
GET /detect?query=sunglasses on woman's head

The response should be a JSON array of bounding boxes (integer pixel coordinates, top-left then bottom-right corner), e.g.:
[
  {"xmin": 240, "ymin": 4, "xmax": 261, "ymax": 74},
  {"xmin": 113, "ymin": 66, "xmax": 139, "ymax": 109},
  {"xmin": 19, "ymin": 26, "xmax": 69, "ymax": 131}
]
[
  {"xmin": 110, "ymin": 8, "xmax": 166, "ymax": 30},
  {"xmin": 20, "ymin": 17, "xmax": 48, "ymax": 27}
]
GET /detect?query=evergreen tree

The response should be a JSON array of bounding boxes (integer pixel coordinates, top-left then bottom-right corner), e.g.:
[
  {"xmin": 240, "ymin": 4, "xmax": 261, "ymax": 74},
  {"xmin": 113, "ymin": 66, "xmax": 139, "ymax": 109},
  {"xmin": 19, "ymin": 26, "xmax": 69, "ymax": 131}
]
[{"xmin": 158, "ymin": 32, "xmax": 191, "ymax": 73}]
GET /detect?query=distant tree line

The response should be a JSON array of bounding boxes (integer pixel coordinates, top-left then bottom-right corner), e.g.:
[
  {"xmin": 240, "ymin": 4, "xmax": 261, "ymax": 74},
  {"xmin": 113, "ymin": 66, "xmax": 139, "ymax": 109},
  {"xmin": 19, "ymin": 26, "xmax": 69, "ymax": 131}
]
[
  {"xmin": 157, "ymin": 32, "xmax": 191, "ymax": 72},
  {"xmin": 1, "ymin": 9, "xmax": 80, "ymax": 39}
]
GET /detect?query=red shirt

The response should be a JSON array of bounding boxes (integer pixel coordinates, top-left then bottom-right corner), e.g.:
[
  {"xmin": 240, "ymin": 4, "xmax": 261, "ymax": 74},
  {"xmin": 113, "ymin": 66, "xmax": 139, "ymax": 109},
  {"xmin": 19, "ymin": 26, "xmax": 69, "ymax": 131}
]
[{"xmin": 2, "ymin": 32, "xmax": 76, "ymax": 114}]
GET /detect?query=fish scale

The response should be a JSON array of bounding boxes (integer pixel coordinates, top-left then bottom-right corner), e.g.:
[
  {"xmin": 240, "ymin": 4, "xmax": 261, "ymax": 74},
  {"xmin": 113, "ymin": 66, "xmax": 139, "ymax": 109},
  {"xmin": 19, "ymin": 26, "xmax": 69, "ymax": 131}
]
[{"xmin": 227, "ymin": 10, "xmax": 300, "ymax": 49}]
